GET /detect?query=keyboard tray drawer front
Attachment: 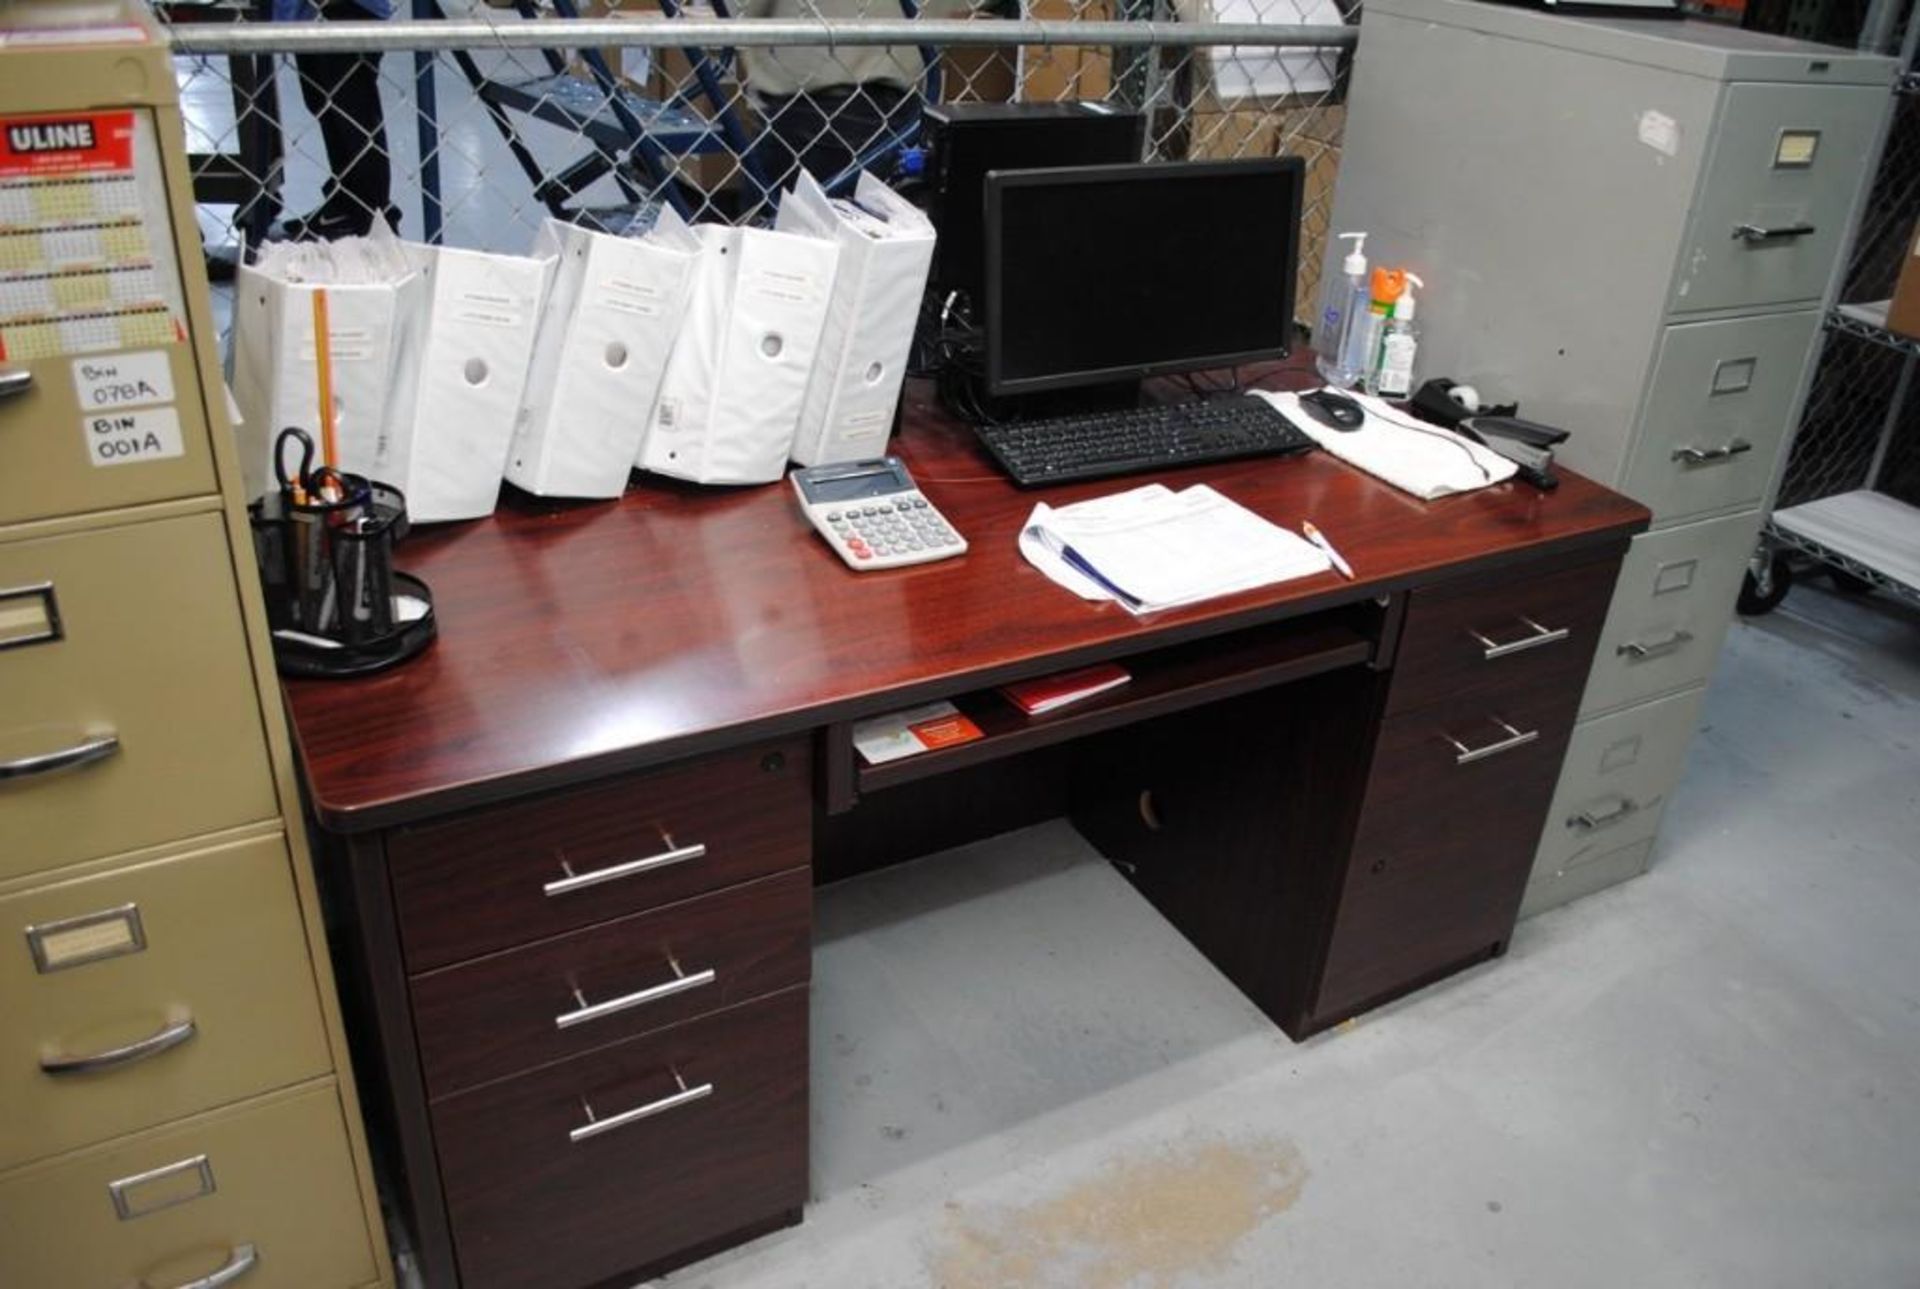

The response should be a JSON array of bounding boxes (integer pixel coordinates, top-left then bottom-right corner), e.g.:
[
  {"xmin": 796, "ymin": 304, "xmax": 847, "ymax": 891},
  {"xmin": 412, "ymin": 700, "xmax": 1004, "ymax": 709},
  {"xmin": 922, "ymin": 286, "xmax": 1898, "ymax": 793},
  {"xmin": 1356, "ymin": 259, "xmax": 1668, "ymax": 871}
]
[
  {"xmin": 1312, "ymin": 684, "xmax": 1576, "ymax": 1025},
  {"xmin": 411, "ymin": 869, "xmax": 811, "ymax": 1098},
  {"xmin": 433, "ymin": 987, "xmax": 808, "ymax": 1289},
  {"xmin": 1386, "ymin": 553, "xmax": 1620, "ymax": 719},
  {"xmin": 388, "ymin": 738, "xmax": 810, "ymax": 972}
]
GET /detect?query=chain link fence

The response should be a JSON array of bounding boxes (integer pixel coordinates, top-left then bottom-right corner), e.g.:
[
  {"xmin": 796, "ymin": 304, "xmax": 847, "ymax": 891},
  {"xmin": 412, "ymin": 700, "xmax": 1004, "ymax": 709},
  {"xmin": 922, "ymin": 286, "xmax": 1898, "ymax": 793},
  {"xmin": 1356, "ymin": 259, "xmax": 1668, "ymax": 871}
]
[{"xmin": 157, "ymin": 1, "xmax": 1360, "ymax": 322}]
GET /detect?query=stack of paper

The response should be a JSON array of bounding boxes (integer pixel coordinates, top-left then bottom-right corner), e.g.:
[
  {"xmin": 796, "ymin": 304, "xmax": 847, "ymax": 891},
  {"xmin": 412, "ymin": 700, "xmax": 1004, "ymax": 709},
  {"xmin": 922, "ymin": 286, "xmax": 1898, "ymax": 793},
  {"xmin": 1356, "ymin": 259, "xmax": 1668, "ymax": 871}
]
[{"xmin": 1019, "ymin": 484, "xmax": 1332, "ymax": 614}]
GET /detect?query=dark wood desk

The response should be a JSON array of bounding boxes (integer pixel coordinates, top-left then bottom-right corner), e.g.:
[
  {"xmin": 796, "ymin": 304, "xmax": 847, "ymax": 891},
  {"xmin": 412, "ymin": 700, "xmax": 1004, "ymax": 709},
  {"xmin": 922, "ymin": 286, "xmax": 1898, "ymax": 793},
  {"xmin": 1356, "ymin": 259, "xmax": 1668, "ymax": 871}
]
[{"xmin": 291, "ymin": 377, "xmax": 1648, "ymax": 1289}]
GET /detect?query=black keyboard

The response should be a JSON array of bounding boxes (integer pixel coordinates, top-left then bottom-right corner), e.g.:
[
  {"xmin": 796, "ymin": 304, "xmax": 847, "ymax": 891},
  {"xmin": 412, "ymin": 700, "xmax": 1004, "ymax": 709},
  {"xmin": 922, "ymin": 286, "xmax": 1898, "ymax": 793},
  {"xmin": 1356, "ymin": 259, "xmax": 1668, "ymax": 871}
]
[{"xmin": 973, "ymin": 394, "xmax": 1316, "ymax": 487}]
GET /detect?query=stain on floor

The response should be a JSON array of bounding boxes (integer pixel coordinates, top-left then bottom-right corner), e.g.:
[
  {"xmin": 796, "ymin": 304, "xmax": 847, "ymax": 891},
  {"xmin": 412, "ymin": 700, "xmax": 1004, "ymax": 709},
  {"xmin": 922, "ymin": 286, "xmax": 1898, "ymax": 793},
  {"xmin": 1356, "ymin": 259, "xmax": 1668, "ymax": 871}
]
[{"xmin": 928, "ymin": 1135, "xmax": 1308, "ymax": 1289}]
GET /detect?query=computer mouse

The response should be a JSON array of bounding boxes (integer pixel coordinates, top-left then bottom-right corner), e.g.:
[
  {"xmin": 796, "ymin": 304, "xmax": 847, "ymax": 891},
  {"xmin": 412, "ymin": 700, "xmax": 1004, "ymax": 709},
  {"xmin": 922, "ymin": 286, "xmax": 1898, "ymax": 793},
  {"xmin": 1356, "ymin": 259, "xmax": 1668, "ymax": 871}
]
[{"xmin": 1301, "ymin": 389, "xmax": 1365, "ymax": 431}]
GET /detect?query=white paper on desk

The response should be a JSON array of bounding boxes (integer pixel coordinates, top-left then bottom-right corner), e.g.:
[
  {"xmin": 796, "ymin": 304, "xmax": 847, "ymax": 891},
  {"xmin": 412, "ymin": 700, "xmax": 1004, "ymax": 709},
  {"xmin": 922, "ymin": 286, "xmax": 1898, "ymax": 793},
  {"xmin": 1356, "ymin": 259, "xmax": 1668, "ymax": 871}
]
[
  {"xmin": 504, "ymin": 212, "xmax": 701, "ymax": 499},
  {"xmin": 1020, "ymin": 483, "xmax": 1331, "ymax": 614},
  {"xmin": 775, "ymin": 171, "xmax": 936, "ymax": 468},
  {"xmin": 635, "ymin": 222, "xmax": 842, "ymax": 485},
  {"xmin": 1182, "ymin": 0, "xmax": 1344, "ymax": 101},
  {"xmin": 1255, "ymin": 388, "xmax": 1517, "ymax": 501}
]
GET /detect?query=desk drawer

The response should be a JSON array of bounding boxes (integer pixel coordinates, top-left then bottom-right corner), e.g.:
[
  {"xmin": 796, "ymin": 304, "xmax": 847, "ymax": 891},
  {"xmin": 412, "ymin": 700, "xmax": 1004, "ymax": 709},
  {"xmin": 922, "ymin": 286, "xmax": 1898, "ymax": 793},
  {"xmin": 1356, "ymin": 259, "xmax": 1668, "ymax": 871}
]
[
  {"xmin": 0, "ymin": 512, "xmax": 278, "ymax": 884},
  {"xmin": 1312, "ymin": 688, "xmax": 1574, "ymax": 1024},
  {"xmin": 0, "ymin": 832, "xmax": 332, "ymax": 1170},
  {"xmin": 1386, "ymin": 554, "xmax": 1619, "ymax": 718},
  {"xmin": 389, "ymin": 738, "xmax": 811, "ymax": 972},
  {"xmin": 1624, "ymin": 311, "xmax": 1818, "ymax": 525},
  {"xmin": 412, "ymin": 868, "xmax": 811, "ymax": 1098},
  {"xmin": 434, "ymin": 986, "xmax": 808, "ymax": 1289},
  {"xmin": 1581, "ymin": 512, "xmax": 1759, "ymax": 718},
  {"xmin": 0, "ymin": 1079, "xmax": 378, "ymax": 1289}
]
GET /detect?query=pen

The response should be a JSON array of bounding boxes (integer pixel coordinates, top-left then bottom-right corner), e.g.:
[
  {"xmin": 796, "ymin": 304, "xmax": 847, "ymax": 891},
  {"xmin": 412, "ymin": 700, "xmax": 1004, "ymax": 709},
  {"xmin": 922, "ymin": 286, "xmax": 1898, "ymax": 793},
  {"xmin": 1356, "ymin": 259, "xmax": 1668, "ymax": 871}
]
[{"xmin": 1301, "ymin": 521, "xmax": 1355, "ymax": 580}]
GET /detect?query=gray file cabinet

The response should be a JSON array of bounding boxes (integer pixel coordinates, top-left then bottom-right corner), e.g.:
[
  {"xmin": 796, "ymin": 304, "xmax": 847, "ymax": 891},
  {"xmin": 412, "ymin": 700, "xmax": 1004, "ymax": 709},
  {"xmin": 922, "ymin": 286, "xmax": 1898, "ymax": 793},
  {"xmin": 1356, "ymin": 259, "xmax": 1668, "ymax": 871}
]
[{"xmin": 1324, "ymin": 0, "xmax": 1893, "ymax": 914}]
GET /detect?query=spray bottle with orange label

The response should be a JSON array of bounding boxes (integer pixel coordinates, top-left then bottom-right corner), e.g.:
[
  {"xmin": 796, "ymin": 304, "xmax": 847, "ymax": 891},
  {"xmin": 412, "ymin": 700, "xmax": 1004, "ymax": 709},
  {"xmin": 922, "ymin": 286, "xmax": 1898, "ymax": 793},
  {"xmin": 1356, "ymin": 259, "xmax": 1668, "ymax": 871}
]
[{"xmin": 1349, "ymin": 265, "xmax": 1405, "ymax": 396}]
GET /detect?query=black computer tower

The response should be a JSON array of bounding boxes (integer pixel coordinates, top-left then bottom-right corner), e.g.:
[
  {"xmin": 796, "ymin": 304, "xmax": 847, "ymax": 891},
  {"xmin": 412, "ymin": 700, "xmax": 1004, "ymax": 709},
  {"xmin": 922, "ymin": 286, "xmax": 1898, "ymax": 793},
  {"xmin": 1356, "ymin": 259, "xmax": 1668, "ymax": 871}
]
[{"xmin": 923, "ymin": 102, "xmax": 1146, "ymax": 304}]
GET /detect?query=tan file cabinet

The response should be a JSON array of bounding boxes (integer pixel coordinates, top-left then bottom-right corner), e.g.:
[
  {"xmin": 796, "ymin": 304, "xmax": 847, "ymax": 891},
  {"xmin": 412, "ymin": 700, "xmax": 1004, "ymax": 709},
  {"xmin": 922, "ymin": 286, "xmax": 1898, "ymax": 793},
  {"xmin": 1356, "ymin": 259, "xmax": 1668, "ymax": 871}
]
[{"xmin": 0, "ymin": 7, "xmax": 392, "ymax": 1285}]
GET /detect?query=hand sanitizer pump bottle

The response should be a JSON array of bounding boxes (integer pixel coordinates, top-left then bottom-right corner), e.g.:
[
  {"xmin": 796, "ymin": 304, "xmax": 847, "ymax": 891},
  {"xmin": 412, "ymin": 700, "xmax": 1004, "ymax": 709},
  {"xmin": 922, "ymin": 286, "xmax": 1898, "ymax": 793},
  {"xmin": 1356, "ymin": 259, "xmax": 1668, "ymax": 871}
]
[{"xmin": 1314, "ymin": 232, "xmax": 1369, "ymax": 387}]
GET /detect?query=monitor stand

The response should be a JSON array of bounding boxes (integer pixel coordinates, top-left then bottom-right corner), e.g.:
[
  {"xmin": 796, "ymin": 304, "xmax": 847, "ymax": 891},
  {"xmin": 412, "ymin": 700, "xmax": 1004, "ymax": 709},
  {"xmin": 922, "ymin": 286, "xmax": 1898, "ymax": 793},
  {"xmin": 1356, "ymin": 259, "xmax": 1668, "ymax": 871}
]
[{"xmin": 991, "ymin": 378, "xmax": 1145, "ymax": 424}]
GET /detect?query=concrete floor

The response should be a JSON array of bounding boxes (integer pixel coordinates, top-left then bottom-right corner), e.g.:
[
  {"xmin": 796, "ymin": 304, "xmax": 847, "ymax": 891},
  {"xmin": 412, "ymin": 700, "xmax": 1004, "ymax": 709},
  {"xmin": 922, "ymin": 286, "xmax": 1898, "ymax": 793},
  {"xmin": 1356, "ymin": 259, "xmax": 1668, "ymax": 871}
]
[{"xmin": 653, "ymin": 582, "xmax": 1920, "ymax": 1289}]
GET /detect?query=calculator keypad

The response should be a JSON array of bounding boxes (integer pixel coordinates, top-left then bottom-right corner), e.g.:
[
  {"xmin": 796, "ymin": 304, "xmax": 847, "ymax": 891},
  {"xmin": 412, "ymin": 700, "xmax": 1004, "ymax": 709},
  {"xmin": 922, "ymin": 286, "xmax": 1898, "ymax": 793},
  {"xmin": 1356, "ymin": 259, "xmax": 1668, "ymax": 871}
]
[{"xmin": 820, "ymin": 494, "xmax": 965, "ymax": 568}]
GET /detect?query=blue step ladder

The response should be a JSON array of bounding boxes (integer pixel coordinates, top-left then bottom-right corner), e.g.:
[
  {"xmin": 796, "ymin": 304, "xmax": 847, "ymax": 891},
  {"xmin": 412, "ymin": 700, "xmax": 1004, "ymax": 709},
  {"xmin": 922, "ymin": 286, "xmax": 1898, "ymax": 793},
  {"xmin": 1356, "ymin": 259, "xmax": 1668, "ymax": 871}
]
[{"xmin": 422, "ymin": 0, "xmax": 937, "ymax": 237}]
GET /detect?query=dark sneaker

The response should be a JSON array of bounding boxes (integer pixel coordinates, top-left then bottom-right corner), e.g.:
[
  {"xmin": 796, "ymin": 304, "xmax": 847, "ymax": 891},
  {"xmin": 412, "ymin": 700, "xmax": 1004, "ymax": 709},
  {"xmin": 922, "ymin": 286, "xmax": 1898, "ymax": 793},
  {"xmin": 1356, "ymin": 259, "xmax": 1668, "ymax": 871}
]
[{"xmin": 272, "ymin": 201, "xmax": 400, "ymax": 242}]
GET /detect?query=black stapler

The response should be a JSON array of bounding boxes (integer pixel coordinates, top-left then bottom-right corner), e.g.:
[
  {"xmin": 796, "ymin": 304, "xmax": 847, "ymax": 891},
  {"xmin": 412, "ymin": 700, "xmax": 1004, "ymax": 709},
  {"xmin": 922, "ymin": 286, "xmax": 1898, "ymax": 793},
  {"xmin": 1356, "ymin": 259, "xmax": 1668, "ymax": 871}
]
[{"xmin": 1457, "ymin": 416, "xmax": 1567, "ymax": 491}]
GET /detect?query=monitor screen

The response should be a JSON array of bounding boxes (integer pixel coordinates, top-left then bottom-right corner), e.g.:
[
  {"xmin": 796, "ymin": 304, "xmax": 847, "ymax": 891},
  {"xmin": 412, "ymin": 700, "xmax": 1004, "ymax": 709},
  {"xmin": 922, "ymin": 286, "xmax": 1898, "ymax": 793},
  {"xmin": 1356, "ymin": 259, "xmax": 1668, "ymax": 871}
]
[{"xmin": 984, "ymin": 160, "xmax": 1303, "ymax": 397}]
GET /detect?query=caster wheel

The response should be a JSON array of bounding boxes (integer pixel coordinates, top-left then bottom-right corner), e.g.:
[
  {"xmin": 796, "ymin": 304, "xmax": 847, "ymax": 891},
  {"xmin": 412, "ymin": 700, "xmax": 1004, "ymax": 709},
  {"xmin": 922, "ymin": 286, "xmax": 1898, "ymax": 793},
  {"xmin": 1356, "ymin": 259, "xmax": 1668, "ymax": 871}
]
[{"xmin": 1738, "ymin": 553, "xmax": 1793, "ymax": 616}]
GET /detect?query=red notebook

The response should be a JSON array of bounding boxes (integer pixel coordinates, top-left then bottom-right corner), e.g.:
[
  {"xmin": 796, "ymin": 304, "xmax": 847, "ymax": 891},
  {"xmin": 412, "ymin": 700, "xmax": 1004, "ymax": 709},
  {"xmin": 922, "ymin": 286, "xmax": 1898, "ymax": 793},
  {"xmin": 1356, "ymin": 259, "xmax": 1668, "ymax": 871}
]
[{"xmin": 1000, "ymin": 663, "xmax": 1131, "ymax": 716}]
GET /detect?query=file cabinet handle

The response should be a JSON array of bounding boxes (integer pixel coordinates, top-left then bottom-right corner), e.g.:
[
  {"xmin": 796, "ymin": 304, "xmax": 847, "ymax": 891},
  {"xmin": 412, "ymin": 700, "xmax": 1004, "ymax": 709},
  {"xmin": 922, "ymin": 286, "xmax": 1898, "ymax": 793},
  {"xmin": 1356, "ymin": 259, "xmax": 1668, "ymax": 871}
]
[
  {"xmin": 570, "ymin": 1070, "xmax": 712, "ymax": 1144},
  {"xmin": 0, "ymin": 367, "xmax": 30, "ymax": 400},
  {"xmin": 1445, "ymin": 718, "xmax": 1539, "ymax": 765},
  {"xmin": 0, "ymin": 731, "xmax": 120, "ymax": 782},
  {"xmin": 40, "ymin": 1016, "xmax": 196, "ymax": 1075},
  {"xmin": 542, "ymin": 838, "xmax": 706, "ymax": 898},
  {"xmin": 153, "ymin": 1243, "xmax": 258, "ymax": 1289},
  {"xmin": 1671, "ymin": 439, "xmax": 1753, "ymax": 466},
  {"xmin": 1571, "ymin": 797, "xmax": 1640, "ymax": 831},
  {"xmin": 1617, "ymin": 630, "xmax": 1694, "ymax": 661},
  {"xmin": 1733, "ymin": 222, "xmax": 1816, "ymax": 244},
  {"xmin": 1468, "ymin": 615, "xmax": 1570, "ymax": 660},
  {"xmin": 555, "ymin": 964, "xmax": 716, "ymax": 1030}
]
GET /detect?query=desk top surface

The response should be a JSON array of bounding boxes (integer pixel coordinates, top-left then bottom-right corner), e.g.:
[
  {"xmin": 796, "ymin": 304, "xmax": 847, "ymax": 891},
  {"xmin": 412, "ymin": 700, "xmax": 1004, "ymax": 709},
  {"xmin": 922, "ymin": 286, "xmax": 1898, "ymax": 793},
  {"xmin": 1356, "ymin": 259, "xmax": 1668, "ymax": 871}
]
[{"xmin": 285, "ymin": 369, "xmax": 1649, "ymax": 832}]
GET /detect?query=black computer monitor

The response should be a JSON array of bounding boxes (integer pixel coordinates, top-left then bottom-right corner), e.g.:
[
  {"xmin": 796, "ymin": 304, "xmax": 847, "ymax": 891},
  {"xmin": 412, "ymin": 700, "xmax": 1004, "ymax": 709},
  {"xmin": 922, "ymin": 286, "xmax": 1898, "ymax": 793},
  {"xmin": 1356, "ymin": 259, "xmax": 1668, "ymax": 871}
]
[
  {"xmin": 924, "ymin": 103, "xmax": 1146, "ymax": 303},
  {"xmin": 983, "ymin": 159, "xmax": 1303, "ymax": 398}
]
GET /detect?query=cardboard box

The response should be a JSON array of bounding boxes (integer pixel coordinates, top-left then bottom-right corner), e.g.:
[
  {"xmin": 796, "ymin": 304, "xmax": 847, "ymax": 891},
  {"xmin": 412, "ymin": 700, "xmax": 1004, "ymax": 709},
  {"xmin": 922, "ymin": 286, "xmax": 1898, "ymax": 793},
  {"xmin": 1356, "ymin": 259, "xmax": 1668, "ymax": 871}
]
[
  {"xmin": 1018, "ymin": 0, "xmax": 1114, "ymax": 102},
  {"xmin": 1887, "ymin": 218, "xmax": 1920, "ymax": 340}
]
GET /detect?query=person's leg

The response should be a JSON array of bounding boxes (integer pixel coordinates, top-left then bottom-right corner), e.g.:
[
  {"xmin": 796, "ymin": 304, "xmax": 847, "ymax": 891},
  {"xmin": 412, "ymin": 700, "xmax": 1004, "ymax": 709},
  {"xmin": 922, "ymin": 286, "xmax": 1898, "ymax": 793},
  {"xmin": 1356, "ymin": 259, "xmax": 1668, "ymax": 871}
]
[{"xmin": 288, "ymin": 0, "xmax": 392, "ymax": 236}]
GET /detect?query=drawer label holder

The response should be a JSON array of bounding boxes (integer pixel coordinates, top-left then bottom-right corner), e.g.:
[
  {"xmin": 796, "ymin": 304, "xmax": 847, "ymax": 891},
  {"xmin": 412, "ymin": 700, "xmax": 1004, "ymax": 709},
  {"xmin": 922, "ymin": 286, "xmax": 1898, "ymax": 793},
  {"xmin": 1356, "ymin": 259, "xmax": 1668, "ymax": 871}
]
[
  {"xmin": 108, "ymin": 1153, "xmax": 216, "ymax": 1220},
  {"xmin": 25, "ymin": 902, "xmax": 144, "ymax": 973}
]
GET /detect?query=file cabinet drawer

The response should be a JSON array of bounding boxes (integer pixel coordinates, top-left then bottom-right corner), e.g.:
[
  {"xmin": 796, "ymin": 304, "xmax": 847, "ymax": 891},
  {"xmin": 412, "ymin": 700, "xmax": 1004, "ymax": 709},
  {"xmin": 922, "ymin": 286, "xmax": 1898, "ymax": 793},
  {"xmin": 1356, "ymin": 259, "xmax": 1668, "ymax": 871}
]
[
  {"xmin": 1, "ymin": 831, "xmax": 332, "ymax": 1170},
  {"xmin": 434, "ymin": 986, "xmax": 808, "ymax": 1289},
  {"xmin": 1625, "ymin": 311, "xmax": 1819, "ymax": 524},
  {"xmin": 1313, "ymin": 687, "xmax": 1575, "ymax": 1024},
  {"xmin": 389, "ymin": 738, "xmax": 811, "ymax": 972},
  {"xmin": 412, "ymin": 868, "xmax": 811, "ymax": 1098},
  {"xmin": 1521, "ymin": 836, "xmax": 1657, "ymax": 919},
  {"xmin": 0, "ymin": 345, "xmax": 219, "ymax": 528},
  {"xmin": 1581, "ymin": 511, "xmax": 1760, "ymax": 718},
  {"xmin": 1672, "ymin": 82, "xmax": 1884, "ymax": 314},
  {"xmin": 1529, "ymin": 685, "xmax": 1706, "ymax": 905},
  {"xmin": 0, "ymin": 511, "xmax": 278, "ymax": 884},
  {"xmin": 1386, "ymin": 553, "xmax": 1619, "ymax": 718},
  {"xmin": 0, "ymin": 1078, "xmax": 379, "ymax": 1289}
]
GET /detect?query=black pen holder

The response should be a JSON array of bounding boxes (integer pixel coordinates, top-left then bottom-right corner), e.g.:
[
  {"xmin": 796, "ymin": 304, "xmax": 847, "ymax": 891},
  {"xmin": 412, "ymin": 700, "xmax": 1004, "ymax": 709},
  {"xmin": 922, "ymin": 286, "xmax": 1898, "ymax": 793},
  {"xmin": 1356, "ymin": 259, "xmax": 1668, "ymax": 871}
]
[{"xmin": 249, "ymin": 474, "xmax": 436, "ymax": 678}]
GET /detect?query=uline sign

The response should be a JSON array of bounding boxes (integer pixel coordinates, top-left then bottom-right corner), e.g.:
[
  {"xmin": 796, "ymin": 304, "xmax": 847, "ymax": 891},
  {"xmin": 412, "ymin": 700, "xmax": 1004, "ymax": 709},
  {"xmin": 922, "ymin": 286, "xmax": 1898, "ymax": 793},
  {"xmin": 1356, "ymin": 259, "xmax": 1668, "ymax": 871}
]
[
  {"xmin": 0, "ymin": 110, "xmax": 134, "ymax": 178},
  {"xmin": 7, "ymin": 120, "xmax": 96, "ymax": 154}
]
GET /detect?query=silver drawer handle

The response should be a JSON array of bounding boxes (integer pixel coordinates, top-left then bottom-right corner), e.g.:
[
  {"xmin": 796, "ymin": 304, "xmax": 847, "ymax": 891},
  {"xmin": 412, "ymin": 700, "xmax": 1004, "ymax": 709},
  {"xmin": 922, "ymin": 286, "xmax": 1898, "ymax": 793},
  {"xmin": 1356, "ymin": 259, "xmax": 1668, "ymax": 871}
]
[
  {"xmin": 555, "ymin": 960, "xmax": 716, "ymax": 1030},
  {"xmin": 1571, "ymin": 797, "xmax": 1641, "ymax": 831},
  {"xmin": 0, "ymin": 731, "xmax": 120, "ymax": 782},
  {"xmin": 1468, "ymin": 615, "xmax": 1570, "ymax": 660},
  {"xmin": 1445, "ymin": 718, "xmax": 1539, "ymax": 766},
  {"xmin": 1671, "ymin": 439, "xmax": 1753, "ymax": 466},
  {"xmin": 0, "ymin": 367, "xmax": 31, "ymax": 400},
  {"xmin": 40, "ymin": 1016, "xmax": 196, "ymax": 1075},
  {"xmin": 148, "ymin": 1243, "xmax": 259, "ymax": 1289},
  {"xmin": 1617, "ymin": 629, "xmax": 1693, "ymax": 660},
  {"xmin": 1733, "ymin": 221, "xmax": 1816, "ymax": 244},
  {"xmin": 570, "ymin": 1069, "xmax": 712, "ymax": 1144},
  {"xmin": 542, "ymin": 837, "xmax": 706, "ymax": 898}
]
